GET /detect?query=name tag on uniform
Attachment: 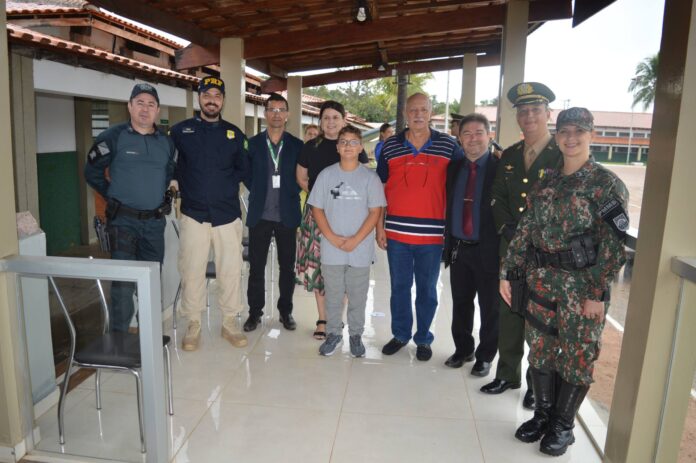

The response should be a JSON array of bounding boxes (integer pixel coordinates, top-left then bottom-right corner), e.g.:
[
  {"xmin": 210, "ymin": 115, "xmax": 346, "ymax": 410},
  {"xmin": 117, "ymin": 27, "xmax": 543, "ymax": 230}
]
[{"xmin": 272, "ymin": 175, "xmax": 281, "ymax": 189}]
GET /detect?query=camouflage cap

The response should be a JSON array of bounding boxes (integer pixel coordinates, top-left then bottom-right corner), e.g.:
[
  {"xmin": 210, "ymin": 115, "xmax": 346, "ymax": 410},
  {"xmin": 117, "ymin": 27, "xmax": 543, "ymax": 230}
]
[
  {"xmin": 556, "ymin": 107, "xmax": 594, "ymax": 131},
  {"xmin": 198, "ymin": 76, "xmax": 225, "ymax": 95},
  {"xmin": 130, "ymin": 83, "xmax": 159, "ymax": 104},
  {"xmin": 507, "ymin": 82, "xmax": 555, "ymax": 107}
]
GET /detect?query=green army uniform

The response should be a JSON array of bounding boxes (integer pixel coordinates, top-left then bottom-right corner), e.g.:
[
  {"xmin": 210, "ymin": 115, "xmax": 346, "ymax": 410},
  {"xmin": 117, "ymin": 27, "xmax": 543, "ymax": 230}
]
[
  {"xmin": 490, "ymin": 138, "xmax": 562, "ymax": 385},
  {"xmin": 501, "ymin": 160, "xmax": 628, "ymax": 385}
]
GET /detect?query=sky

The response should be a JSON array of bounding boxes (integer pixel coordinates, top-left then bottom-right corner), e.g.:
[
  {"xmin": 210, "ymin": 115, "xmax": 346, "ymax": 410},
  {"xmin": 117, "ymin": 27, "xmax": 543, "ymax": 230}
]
[{"xmin": 425, "ymin": 0, "xmax": 665, "ymax": 113}]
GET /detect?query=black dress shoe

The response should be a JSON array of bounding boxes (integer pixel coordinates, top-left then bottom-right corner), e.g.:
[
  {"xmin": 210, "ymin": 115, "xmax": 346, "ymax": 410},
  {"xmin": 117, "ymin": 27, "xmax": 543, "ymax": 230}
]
[
  {"xmin": 416, "ymin": 344, "xmax": 432, "ymax": 361},
  {"xmin": 279, "ymin": 314, "xmax": 297, "ymax": 330},
  {"xmin": 522, "ymin": 389, "xmax": 535, "ymax": 410},
  {"xmin": 243, "ymin": 315, "xmax": 261, "ymax": 332},
  {"xmin": 480, "ymin": 378, "xmax": 521, "ymax": 394},
  {"xmin": 444, "ymin": 352, "xmax": 475, "ymax": 368},
  {"xmin": 382, "ymin": 338, "xmax": 407, "ymax": 355},
  {"xmin": 471, "ymin": 360, "xmax": 491, "ymax": 377}
]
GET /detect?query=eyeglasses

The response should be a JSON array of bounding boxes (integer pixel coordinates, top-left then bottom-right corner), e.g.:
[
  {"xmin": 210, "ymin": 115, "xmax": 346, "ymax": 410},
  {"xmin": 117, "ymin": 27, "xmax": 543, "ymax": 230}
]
[
  {"xmin": 337, "ymin": 139, "xmax": 361, "ymax": 147},
  {"xmin": 266, "ymin": 108, "xmax": 288, "ymax": 114}
]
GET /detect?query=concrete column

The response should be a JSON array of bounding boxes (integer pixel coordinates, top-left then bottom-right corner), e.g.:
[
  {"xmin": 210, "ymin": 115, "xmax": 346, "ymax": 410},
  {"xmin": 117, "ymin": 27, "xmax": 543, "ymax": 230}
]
[
  {"xmin": 637, "ymin": 146, "xmax": 642, "ymax": 162},
  {"xmin": 0, "ymin": 0, "xmax": 25, "ymax": 455},
  {"xmin": 9, "ymin": 52, "xmax": 39, "ymax": 223},
  {"xmin": 605, "ymin": 1, "xmax": 696, "ymax": 461},
  {"xmin": 219, "ymin": 37, "xmax": 245, "ymax": 129},
  {"xmin": 74, "ymin": 97, "xmax": 95, "ymax": 245},
  {"xmin": 608, "ymin": 144, "xmax": 613, "ymax": 160},
  {"xmin": 186, "ymin": 88, "xmax": 194, "ymax": 118},
  {"xmin": 495, "ymin": 0, "xmax": 528, "ymax": 148},
  {"xmin": 286, "ymin": 76, "xmax": 303, "ymax": 139},
  {"xmin": 396, "ymin": 71, "xmax": 408, "ymax": 132},
  {"xmin": 459, "ymin": 54, "xmax": 478, "ymax": 115}
]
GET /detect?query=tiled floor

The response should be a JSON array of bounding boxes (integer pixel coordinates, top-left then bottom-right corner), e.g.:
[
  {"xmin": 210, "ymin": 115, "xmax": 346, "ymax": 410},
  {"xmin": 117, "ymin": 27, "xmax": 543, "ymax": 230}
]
[{"xmin": 30, "ymin": 249, "xmax": 602, "ymax": 463}]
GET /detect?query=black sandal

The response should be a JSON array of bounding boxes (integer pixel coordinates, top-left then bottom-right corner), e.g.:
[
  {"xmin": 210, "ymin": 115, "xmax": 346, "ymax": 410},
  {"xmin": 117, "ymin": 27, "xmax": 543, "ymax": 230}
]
[{"xmin": 313, "ymin": 320, "xmax": 327, "ymax": 340}]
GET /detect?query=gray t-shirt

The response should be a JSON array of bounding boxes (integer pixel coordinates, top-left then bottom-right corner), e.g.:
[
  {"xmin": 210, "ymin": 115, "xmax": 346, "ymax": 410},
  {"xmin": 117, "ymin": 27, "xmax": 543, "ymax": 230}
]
[{"xmin": 308, "ymin": 163, "xmax": 387, "ymax": 267}]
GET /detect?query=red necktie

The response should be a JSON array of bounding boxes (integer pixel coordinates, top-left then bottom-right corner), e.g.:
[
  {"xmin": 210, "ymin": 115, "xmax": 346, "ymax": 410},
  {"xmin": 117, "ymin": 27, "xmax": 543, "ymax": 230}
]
[{"xmin": 462, "ymin": 162, "xmax": 477, "ymax": 237}]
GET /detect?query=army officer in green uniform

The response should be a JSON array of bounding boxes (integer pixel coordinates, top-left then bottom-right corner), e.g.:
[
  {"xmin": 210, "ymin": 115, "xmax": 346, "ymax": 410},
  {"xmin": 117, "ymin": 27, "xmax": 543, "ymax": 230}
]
[{"xmin": 480, "ymin": 82, "xmax": 562, "ymax": 409}]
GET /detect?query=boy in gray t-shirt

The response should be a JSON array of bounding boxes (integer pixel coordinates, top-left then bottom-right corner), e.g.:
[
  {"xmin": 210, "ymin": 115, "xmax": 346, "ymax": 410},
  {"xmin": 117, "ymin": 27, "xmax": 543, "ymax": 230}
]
[{"xmin": 307, "ymin": 126, "xmax": 386, "ymax": 357}]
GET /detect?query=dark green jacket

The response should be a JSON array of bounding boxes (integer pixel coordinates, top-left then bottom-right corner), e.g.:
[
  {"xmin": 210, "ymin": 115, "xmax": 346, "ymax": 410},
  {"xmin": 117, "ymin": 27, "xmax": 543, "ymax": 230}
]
[{"xmin": 491, "ymin": 137, "xmax": 562, "ymax": 256}]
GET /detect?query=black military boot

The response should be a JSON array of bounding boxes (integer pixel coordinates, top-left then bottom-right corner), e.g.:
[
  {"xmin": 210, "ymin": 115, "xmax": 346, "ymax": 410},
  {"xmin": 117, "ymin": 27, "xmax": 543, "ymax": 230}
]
[
  {"xmin": 523, "ymin": 368, "xmax": 535, "ymax": 410},
  {"xmin": 539, "ymin": 379, "xmax": 589, "ymax": 456},
  {"xmin": 515, "ymin": 367, "xmax": 555, "ymax": 443}
]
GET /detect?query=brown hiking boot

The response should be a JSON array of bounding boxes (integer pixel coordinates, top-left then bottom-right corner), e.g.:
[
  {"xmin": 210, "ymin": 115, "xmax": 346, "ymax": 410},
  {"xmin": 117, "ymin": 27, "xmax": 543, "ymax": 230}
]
[
  {"xmin": 222, "ymin": 317, "xmax": 248, "ymax": 348},
  {"xmin": 182, "ymin": 320, "xmax": 201, "ymax": 351}
]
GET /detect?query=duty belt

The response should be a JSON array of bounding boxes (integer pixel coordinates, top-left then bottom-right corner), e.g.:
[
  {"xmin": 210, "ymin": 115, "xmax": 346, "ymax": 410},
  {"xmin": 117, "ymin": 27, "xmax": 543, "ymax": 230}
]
[
  {"xmin": 116, "ymin": 204, "xmax": 161, "ymax": 220},
  {"xmin": 528, "ymin": 246, "xmax": 596, "ymax": 271}
]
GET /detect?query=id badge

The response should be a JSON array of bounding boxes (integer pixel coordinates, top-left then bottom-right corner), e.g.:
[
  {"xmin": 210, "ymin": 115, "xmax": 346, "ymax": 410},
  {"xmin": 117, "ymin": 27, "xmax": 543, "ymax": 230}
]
[{"xmin": 272, "ymin": 175, "xmax": 281, "ymax": 188}]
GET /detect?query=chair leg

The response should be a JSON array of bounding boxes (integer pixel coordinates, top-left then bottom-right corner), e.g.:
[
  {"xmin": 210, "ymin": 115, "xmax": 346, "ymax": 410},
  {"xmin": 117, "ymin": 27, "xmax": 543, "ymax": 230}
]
[
  {"xmin": 131, "ymin": 370, "xmax": 146, "ymax": 453},
  {"xmin": 173, "ymin": 282, "xmax": 182, "ymax": 330},
  {"xmin": 206, "ymin": 279, "xmax": 211, "ymax": 329},
  {"xmin": 95, "ymin": 369, "xmax": 102, "ymax": 410},
  {"xmin": 164, "ymin": 345, "xmax": 174, "ymax": 415},
  {"xmin": 57, "ymin": 359, "xmax": 74, "ymax": 445}
]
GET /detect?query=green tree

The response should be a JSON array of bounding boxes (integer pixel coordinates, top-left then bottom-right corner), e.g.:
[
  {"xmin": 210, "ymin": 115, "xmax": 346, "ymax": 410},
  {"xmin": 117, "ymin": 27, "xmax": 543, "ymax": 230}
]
[
  {"xmin": 479, "ymin": 97, "xmax": 498, "ymax": 106},
  {"xmin": 305, "ymin": 73, "xmax": 434, "ymax": 122},
  {"xmin": 628, "ymin": 54, "xmax": 659, "ymax": 111}
]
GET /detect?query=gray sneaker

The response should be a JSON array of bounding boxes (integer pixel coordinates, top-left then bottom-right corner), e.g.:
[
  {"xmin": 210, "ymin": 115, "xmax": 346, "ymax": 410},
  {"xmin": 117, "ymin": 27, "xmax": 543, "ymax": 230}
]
[
  {"xmin": 349, "ymin": 335, "xmax": 365, "ymax": 358},
  {"xmin": 319, "ymin": 333, "xmax": 343, "ymax": 356}
]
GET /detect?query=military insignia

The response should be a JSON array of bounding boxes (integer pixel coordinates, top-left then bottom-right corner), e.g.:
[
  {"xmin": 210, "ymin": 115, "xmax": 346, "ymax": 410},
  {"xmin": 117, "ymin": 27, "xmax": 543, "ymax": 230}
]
[
  {"xmin": 599, "ymin": 198, "xmax": 629, "ymax": 239},
  {"xmin": 244, "ymin": 139, "xmax": 249, "ymax": 150},
  {"xmin": 227, "ymin": 130, "xmax": 235, "ymax": 139},
  {"xmin": 613, "ymin": 213, "xmax": 629, "ymax": 232},
  {"xmin": 490, "ymin": 199, "xmax": 496, "ymax": 206},
  {"xmin": 538, "ymin": 169, "xmax": 545, "ymax": 179},
  {"xmin": 517, "ymin": 83, "xmax": 534, "ymax": 96},
  {"xmin": 505, "ymin": 164, "xmax": 513, "ymax": 171}
]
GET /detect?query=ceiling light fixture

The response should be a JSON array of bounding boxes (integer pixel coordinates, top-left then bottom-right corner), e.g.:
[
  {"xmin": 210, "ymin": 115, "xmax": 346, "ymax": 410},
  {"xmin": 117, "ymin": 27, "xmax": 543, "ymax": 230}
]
[{"xmin": 356, "ymin": 0, "xmax": 369, "ymax": 22}]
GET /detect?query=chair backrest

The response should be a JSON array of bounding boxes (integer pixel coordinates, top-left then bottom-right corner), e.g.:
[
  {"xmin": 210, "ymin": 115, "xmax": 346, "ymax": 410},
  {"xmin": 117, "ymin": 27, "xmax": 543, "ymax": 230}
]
[{"xmin": 48, "ymin": 276, "xmax": 77, "ymax": 368}]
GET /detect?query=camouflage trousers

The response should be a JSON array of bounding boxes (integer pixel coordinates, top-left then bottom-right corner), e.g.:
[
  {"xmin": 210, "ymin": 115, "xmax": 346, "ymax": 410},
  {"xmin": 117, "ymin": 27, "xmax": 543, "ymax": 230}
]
[{"xmin": 523, "ymin": 268, "xmax": 606, "ymax": 386}]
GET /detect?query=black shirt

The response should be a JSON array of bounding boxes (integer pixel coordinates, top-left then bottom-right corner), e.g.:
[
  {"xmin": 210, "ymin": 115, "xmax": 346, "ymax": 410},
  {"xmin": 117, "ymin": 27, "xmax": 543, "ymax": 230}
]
[{"xmin": 297, "ymin": 136, "xmax": 369, "ymax": 192}]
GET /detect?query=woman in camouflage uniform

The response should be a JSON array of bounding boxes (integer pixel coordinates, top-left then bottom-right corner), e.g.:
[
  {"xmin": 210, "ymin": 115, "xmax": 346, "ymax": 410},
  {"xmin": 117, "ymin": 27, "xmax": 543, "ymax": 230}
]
[{"xmin": 500, "ymin": 107, "xmax": 629, "ymax": 456}]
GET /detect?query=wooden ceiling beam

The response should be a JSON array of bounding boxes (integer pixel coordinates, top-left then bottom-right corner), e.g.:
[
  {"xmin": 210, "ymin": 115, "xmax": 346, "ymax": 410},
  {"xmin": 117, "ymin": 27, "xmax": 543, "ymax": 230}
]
[
  {"xmin": 260, "ymin": 53, "xmax": 500, "ymax": 93},
  {"xmin": 87, "ymin": 0, "xmax": 220, "ymax": 47},
  {"xmin": 244, "ymin": 6, "xmax": 506, "ymax": 59}
]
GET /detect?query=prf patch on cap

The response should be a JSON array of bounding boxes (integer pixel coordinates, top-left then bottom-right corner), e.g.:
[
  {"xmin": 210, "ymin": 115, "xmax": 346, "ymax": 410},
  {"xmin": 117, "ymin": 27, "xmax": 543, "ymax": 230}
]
[
  {"xmin": 203, "ymin": 77, "xmax": 223, "ymax": 87},
  {"xmin": 227, "ymin": 130, "xmax": 235, "ymax": 139},
  {"xmin": 517, "ymin": 83, "xmax": 534, "ymax": 96}
]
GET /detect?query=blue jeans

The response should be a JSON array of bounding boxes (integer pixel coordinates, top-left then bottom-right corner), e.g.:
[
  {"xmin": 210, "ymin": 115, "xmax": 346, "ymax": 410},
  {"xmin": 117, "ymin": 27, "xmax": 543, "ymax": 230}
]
[
  {"xmin": 386, "ymin": 239, "xmax": 443, "ymax": 345},
  {"xmin": 107, "ymin": 215, "xmax": 165, "ymax": 332}
]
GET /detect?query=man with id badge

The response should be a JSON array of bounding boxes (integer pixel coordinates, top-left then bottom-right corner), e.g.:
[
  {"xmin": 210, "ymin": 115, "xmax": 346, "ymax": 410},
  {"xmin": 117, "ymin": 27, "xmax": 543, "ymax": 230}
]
[{"xmin": 243, "ymin": 93, "xmax": 304, "ymax": 332}]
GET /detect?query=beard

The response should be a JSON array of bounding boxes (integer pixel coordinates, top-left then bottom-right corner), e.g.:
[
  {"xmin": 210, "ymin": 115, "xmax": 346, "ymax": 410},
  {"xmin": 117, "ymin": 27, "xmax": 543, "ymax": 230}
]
[{"xmin": 201, "ymin": 104, "xmax": 221, "ymax": 119}]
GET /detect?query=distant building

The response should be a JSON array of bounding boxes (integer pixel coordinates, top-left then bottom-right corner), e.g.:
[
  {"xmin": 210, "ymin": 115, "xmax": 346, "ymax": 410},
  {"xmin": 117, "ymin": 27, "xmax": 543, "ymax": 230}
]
[{"xmin": 432, "ymin": 107, "xmax": 652, "ymax": 164}]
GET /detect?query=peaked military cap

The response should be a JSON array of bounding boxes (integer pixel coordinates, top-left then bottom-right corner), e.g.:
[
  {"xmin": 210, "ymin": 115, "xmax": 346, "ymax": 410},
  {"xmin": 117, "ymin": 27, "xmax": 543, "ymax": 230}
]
[{"xmin": 507, "ymin": 82, "xmax": 555, "ymax": 107}]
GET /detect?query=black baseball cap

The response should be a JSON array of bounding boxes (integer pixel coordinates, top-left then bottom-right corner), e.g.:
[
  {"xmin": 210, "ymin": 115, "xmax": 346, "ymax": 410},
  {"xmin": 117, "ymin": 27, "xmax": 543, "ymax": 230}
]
[
  {"xmin": 198, "ymin": 76, "xmax": 225, "ymax": 95},
  {"xmin": 130, "ymin": 83, "xmax": 160, "ymax": 104}
]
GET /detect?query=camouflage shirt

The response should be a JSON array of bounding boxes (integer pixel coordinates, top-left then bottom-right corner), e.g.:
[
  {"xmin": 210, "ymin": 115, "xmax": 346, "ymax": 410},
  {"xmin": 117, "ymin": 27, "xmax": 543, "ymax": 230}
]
[{"xmin": 501, "ymin": 159, "xmax": 628, "ymax": 301}]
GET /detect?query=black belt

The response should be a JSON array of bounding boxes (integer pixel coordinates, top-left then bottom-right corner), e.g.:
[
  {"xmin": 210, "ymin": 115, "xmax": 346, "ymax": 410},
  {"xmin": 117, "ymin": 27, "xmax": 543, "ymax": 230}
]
[
  {"xmin": 456, "ymin": 239, "xmax": 479, "ymax": 247},
  {"xmin": 529, "ymin": 248, "xmax": 579, "ymax": 271},
  {"xmin": 116, "ymin": 204, "xmax": 161, "ymax": 220}
]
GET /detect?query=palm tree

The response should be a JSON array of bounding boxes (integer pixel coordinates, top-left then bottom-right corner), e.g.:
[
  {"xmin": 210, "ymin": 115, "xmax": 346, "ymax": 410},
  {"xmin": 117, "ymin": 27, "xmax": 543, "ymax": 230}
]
[{"xmin": 628, "ymin": 54, "xmax": 659, "ymax": 110}]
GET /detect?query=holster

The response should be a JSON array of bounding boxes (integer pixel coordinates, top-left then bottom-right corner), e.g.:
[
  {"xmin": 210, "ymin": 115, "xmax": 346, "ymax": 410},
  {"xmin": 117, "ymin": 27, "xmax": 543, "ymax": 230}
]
[
  {"xmin": 105, "ymin": 197, "xmax": 121, "ymax": 221},
  {"xmin": 506, "ymin": 267, "xmax": 529, "ymax": 316}
]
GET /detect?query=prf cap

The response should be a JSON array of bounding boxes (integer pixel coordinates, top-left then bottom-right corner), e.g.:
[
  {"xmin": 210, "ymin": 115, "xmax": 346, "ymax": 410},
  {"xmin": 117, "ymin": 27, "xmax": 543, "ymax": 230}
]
[
  {"xmin": 198, "ymin": 76, "xmax": 225, "ymax": 95},
  {"xmin": 507, "ymin": 82, "xmax": 555, "ymax": 107},
  {"xmin": 556, "ymin": 107, "xmax": 594, "ymax": 131},
  {"xmin": 130, "ymin": 83, "xmax": 159, "ymax": 104}
]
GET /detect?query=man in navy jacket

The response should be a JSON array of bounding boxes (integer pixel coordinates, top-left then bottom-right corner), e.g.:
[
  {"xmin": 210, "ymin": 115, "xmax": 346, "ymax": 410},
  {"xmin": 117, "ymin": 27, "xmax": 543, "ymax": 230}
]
[{"xmin": 243, "ymin": 93, "xmax": 304, "ymax": 332}]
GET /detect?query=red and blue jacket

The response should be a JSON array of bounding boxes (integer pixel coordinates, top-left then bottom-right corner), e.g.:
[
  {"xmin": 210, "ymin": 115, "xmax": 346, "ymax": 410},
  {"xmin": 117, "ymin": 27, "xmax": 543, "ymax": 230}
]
[{"xmin": 377, "ymin": 129, "xmax": 463, "ymax": 245}]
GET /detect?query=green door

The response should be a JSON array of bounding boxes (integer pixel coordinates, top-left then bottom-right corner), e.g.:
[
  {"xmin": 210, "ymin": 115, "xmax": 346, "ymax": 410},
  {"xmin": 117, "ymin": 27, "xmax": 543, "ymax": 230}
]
[{"xmin": 37, "ymin": 151, "xmax": 81, "ymax": 255}]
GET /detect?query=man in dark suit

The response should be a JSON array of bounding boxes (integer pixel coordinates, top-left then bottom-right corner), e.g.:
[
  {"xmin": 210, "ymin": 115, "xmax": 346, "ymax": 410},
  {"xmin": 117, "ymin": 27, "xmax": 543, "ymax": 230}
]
[
  {"xmin": 443, "ymin": 113, "xmax": 500, "ymax": 376},
  {"xmin": 243, "ymin": 93, "xmax": 304, "ymax": 332}
]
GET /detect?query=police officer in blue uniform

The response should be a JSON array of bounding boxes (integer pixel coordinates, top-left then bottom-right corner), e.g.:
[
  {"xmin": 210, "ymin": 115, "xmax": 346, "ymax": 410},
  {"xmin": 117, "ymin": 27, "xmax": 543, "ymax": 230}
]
[
  {"xmin": 84, "ymin": 83, "xmax": 177, "ymax": 332},
  {"xmin": 169, "ymin": 76, "xmax": 250, "ymax": 351}
]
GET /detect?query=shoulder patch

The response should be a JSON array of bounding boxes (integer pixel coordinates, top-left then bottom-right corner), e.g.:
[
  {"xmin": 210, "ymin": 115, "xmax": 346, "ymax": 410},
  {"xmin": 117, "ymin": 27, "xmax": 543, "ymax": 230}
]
[
  {"xmin": 87, "ymin": 141, "xmax": 110, "ymax": 164},
  {"xmin": 599, "ymin": 197, "xmax": 629, "ymax": 239},
  {"xmin": 243, "ymin": 139, "xmax": 249, "ymax": 150}
]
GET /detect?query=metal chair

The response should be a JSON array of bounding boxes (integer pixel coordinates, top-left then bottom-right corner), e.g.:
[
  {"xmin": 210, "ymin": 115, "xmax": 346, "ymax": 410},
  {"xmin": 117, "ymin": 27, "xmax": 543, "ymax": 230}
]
[{"xmin": 50, "ymin": 276, "xmax": 174, "ymax": 453}]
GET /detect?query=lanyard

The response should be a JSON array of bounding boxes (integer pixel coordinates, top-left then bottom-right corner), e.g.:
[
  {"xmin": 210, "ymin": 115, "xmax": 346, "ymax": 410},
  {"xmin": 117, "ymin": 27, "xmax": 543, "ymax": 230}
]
[{"xmin": 266, "ymin": 136, "xmax": 284, "ymax": 173}]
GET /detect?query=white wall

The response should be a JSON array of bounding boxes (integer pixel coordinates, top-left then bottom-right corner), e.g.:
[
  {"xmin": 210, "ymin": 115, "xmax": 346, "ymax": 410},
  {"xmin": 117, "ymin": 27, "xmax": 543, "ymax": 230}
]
[{"xmin": 36, "ymin": 92, "xmax": 76, "ymax": 153}]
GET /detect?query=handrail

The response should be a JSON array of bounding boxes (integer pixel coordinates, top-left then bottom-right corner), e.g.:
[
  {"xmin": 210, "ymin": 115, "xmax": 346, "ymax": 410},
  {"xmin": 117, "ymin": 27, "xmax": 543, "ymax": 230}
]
[{"xmin": 0, "ymin": 255, "xmax": 168, "ymax": 462}]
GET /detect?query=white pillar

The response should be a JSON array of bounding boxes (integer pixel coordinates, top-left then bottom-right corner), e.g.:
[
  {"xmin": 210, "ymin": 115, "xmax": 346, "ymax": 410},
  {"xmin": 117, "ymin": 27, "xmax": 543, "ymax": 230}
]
[
  {"xmin": 286, "ymin": 76, "xmax": 303, "ymax": 139},
  {"xmin": 185, "ymin": 88, "xmax": 194, "ymax": 119},
  {"xmin": 459, "ymin": 54, "xmax": 477, "ymax": 115},
  {"xmin": 219, "ymin": 37, "xmax": 245, "ymax": 129},
  {"xmin": 496, "ymin": 0, "xmax": 528, "ymax": 148}
]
